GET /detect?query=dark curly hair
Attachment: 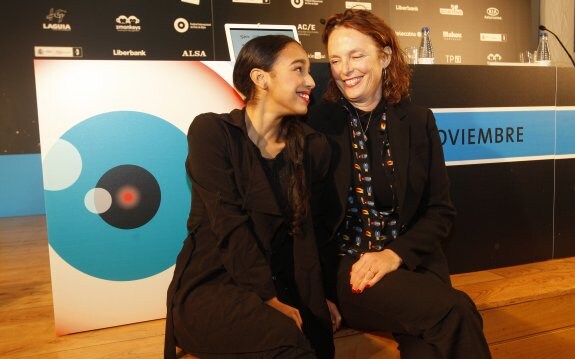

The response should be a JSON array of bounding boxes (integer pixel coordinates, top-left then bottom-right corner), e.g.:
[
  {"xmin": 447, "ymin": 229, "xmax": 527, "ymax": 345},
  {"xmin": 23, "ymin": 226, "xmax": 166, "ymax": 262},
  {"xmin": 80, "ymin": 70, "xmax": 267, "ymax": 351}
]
[
  {"xmin": 233, "ymin": 35, "xmax": 309, "ymax": 239},
  {"xmin": 322, "ymin": 9, "xmax": 411, "ymax": 105}
]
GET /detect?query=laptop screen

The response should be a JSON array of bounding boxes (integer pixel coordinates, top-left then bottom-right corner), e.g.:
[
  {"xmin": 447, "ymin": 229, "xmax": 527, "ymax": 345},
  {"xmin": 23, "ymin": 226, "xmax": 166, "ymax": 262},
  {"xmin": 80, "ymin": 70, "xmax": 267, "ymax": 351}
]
[{"xmin": 224, "ymin": 23, "xmax": 300, "ymax": 61}]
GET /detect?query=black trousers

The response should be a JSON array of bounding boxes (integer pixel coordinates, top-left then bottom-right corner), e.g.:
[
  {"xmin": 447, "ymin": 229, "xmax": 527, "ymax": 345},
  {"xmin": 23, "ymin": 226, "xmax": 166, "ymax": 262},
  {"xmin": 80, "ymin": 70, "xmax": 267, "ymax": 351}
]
[
  {"xmin": 188, "ymin": 333, "xmax": 317, "ymax": 359},
  {"xmin": 336, "ymin": 255, "xmax": 492, "ymax": 359}
]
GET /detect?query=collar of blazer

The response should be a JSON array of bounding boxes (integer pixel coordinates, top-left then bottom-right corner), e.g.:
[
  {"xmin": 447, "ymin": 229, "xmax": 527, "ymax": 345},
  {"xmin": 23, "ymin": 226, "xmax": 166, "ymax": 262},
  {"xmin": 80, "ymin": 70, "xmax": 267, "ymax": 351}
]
[
  {"xmin": 223, "ymin": 107, "xmax": 317, "ymax": 138},
  {"xmin": 217, "ymin": 108, "xmax": 286, "ymax": 218}
]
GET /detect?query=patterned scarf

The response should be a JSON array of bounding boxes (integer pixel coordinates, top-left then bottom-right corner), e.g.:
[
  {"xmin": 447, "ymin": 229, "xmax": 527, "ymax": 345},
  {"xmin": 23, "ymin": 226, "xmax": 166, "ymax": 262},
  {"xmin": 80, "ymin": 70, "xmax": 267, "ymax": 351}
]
[{"xmin": 339, "ymin": 103, "xmax": 399, "ymax": 257}]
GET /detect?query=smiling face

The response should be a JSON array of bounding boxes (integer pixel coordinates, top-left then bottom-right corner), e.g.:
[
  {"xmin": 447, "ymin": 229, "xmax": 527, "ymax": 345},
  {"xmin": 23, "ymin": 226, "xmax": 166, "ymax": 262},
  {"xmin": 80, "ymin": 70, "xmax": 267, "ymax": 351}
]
[
  {"xmin": 264, "ymin": 42, "xmax": 315, "ymax": 116},
  {"xmin": 327, "ymin": 26, "xmax": 390, "ymax": 111}
]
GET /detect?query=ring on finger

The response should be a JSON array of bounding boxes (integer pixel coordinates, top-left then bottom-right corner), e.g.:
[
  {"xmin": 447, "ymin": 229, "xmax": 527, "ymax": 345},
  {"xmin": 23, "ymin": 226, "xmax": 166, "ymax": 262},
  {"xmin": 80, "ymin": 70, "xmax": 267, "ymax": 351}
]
[{"xmin": 367, "ymin": 268, "xmax": 375, "ymax": 278}]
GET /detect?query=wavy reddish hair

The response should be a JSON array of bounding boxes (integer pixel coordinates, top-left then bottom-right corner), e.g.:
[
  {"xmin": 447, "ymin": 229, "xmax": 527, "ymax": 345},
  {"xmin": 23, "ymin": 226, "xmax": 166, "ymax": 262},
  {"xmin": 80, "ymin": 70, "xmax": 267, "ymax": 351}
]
[{"xmin": 322, "ymin": 9, "xmax": 411, "ymax": 105}]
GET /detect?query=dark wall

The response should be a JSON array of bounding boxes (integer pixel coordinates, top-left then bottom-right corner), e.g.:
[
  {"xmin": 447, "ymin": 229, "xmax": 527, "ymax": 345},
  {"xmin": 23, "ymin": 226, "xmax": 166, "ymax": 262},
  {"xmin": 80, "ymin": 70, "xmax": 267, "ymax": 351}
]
[{"xmin": 554, "ymin": 67, "xmax": 575, "ymax": 262}]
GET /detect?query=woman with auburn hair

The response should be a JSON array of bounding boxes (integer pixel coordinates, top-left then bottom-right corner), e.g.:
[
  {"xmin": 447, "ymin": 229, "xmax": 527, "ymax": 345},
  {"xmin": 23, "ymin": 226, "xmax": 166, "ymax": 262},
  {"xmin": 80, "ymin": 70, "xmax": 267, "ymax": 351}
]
[
  {"xmin": 165, "ymin": 35, "xmax": 337, "ymax": 359},
  {"xmin": 308, "ymin": 9, "xmax": 491, "ymax": 358}
]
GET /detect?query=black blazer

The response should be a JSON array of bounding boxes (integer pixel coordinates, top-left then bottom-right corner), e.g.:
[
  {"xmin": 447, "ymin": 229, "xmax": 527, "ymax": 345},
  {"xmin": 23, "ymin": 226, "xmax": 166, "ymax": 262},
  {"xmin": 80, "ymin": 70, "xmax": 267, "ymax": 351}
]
[
  {"xmin": 308, "ymin": 99, "xmax": 456, "ymax": 285},
  {"xmin": 165, "ymin": 108, "xmax": 334, "ymax": 358}
]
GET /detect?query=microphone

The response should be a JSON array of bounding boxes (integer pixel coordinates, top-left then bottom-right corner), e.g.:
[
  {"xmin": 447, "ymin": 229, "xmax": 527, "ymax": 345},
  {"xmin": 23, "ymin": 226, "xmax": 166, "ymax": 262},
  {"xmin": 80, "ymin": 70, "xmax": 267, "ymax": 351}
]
[{"xmin": 539, "ymin": 25, "xmax": 575, "ymax": 67}]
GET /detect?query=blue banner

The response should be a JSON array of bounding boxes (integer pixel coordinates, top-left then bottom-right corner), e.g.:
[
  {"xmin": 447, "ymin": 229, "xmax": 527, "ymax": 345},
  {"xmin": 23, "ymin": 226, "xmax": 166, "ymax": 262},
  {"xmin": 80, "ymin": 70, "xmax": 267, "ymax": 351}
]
[
  {"xmin": 556, "ymin": 109, "xmax": 575, "ymax": 156},
  {"xmin": 433, "ymin": 109, "xmax": 556, "ymax": 163}
]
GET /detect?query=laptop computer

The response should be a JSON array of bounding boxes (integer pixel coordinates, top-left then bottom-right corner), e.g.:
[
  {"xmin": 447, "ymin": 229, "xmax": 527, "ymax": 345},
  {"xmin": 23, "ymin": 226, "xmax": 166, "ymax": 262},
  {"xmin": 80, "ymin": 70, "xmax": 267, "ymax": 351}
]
[{"xmin": 224, "ymin": 23, "xmax": 300, "ymax": 61}]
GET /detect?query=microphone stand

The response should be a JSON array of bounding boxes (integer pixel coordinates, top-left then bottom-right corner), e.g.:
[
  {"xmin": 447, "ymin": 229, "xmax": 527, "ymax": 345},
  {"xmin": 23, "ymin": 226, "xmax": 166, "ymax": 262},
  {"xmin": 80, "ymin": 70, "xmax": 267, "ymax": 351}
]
[{"xmin": 539, "ymin": 25, "xmax": 575, "ymax": 67}]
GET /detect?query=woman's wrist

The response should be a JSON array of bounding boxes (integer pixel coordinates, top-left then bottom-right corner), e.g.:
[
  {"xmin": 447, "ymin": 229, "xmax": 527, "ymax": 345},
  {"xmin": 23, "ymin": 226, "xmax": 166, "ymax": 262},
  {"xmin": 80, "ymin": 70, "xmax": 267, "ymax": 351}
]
[{"xmin": 382, "ymin": 249, "xmax": 403, "ymax": 269}]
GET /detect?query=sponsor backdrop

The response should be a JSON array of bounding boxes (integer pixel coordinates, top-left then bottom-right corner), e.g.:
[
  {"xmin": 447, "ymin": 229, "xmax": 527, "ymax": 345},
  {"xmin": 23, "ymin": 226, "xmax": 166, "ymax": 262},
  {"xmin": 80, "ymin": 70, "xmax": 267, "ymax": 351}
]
[
  {"xmin": 4, "ymin": 0, "xmax": 575, "ymax": 334},
  {"xmin": 2, "ymin": 0, "xmax": 540, "ymax": 154}
]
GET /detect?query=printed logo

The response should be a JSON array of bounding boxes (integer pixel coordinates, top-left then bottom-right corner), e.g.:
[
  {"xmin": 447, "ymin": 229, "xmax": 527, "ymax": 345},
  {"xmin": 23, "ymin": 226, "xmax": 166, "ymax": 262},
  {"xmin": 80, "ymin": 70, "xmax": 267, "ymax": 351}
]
[
  {"xmin": 43, "ymin": 8, "xmax": 71, "ymax": 31},
  {"xmin": 174, "ymin": 18, "xmax": 211, "ymax": 33},
  {"xmin": 34, "ymin": 46, "xmax": 83, "ymax": 58},
  {"xmin": 443, "ymin": 31, "xmax": 463, "ymax": 41},
  {"xmin": 291, "ymin": 0, "xmax": 304, "ymax": 8},
  {"xmin": 291, "ymin": 0, "xmax": 325, "ymax": 8},
  {"xmin": 113, "ymin": 49, "xmax": 147, "ymax": 57},
  {"xmin": 46, "ymin": 8, "xmax": 66, "ymax": 22},
  {"xmin": 487, "ymin": 53, "xmax": 502, "ymax": 62},
  {"xmin": 298, "ymin": 23, "xmax": 316, "ymax": 31},
  {"xmin": 308, "ymin": 51, "xmax": 325, "ymax": 60},
  {"xmin": 444, "ymin": 55, "xmax": 463, "ymax": 64},
  {"xmin": 395, "ymin": 31, "xmax": 418, "ymax": 37},
  {"xmin": 297, "ymin": 23, "xmax": 319, "ymax": 37},
  {"xmin": 395, "ymin": 5, "xmax": 419, "ymax": 12},
  {"xmin": 174, "ymin": 18, "xmax": 188, "ymax": 33},
  {"xmin": 116, "ymin": 15, "xmax": 141, "ymax": 32},
  {"xmin": 480, "ymin": 33, "xmax": 507, "ymax": 42},
  {"xmin": 345, "ymin": 1, "xmax": 371, "ymax": 10},
  {"xmin": 182, "ymin": 50, "xmax": 207, "ymax": 57},
  {"xmin": 484, "ymin": 7, "xmax": 502, "ymax": 20},
  {"xmin": 232, "ymin": 0, "xmax": 270, "ymax": 4},
  {"xmin": 439, "ymin": 4, "xmax": 463, "ymax": 16},
  {"xmin": 486, "ymin": 8, "xmax": 499, "ymax": 16}
]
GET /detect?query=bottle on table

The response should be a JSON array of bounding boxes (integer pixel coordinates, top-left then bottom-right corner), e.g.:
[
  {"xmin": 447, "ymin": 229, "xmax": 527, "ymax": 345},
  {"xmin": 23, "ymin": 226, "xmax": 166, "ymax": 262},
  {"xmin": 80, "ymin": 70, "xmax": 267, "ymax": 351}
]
[
  {"xmin": 534, "ymin": 31, "xmax": 551, "ymax": 66},
  {"xmin": 418, "ymin": 26, "xmax": 435, "ymax": 64}
]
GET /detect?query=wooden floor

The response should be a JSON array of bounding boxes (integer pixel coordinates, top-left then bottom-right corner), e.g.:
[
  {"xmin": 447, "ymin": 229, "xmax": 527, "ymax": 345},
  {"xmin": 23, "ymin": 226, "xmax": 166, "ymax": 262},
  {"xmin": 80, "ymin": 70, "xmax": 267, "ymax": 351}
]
[
  {"xmin": 0, "ymin": 215, "xmax": 166, "ymax": 359},
  {"xmin": 452, "ymin": 257, "xmax": 575, "ymax": 357},
  {"xmin": 2, "ymin": 215, "xmax": 575, "ymax": 358}
]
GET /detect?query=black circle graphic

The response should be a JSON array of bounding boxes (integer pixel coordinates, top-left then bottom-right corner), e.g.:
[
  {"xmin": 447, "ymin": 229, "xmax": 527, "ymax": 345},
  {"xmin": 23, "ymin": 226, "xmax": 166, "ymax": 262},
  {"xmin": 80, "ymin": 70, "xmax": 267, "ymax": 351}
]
[{"xmin": 96, "ymin": 164, "xmax": 161, "ymax": 229}]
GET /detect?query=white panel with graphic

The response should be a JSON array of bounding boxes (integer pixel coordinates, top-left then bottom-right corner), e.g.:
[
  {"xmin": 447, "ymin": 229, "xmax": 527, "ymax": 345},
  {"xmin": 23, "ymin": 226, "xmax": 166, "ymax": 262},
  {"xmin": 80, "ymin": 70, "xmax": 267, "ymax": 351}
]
[{"xmin": 34, "ymin": 60, "xmax": 242, "ymax": 334}]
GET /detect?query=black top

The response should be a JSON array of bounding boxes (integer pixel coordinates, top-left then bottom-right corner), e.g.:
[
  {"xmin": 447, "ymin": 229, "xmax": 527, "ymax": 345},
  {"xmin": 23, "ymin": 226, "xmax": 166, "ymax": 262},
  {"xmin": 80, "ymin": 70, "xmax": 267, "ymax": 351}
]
[
  {"xmin": 259, "ymin": 150, "xmax": 298, "ymax": 308},
  {"xmin": 259, "ymin": 149, "xmax": 290, "ymax": 217},
  {"xmin": 356, "ymin": 99, "xmax": 394, "ymax": 210}
]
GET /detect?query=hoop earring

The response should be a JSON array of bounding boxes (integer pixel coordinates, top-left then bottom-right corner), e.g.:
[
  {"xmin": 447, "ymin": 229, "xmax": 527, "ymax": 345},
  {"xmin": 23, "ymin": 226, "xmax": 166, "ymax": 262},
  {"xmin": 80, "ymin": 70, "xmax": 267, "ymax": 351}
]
[{"xmin": 383, "ymin": 68, "xmax": 387, "ymax": 80}]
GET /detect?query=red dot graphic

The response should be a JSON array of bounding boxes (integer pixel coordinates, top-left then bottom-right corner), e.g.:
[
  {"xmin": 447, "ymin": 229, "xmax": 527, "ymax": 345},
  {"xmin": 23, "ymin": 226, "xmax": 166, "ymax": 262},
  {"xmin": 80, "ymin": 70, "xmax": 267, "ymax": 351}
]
[
  {"xmin": 123, "ymin": 191, "xmax": 134, "ymax": 203},
  {"xmin": 117, "ymin": 185, "xmax": 140, "ymax": 209}
]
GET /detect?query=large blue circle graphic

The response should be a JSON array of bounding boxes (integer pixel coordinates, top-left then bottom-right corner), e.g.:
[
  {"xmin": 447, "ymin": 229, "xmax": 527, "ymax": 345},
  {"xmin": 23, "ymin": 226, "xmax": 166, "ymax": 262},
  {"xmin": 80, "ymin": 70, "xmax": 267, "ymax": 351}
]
[{"xmin": 44, "ymin": 111, "xmax": 190, "ymax": 281}]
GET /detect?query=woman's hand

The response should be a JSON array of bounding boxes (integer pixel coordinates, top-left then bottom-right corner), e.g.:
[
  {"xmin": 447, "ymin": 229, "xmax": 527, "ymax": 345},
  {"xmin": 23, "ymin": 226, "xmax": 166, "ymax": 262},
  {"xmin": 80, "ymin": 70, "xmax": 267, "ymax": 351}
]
[
  {"xmin": 265, "ymin": 297, "xmax": 303, "ymax": 331},
  {"xmin": 350, "ymin": 249, "xmax": 402, "ymax": 293},
  {"xmin": 326, "ymin": 299, "xmax": 342, "ymax": 333}
]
